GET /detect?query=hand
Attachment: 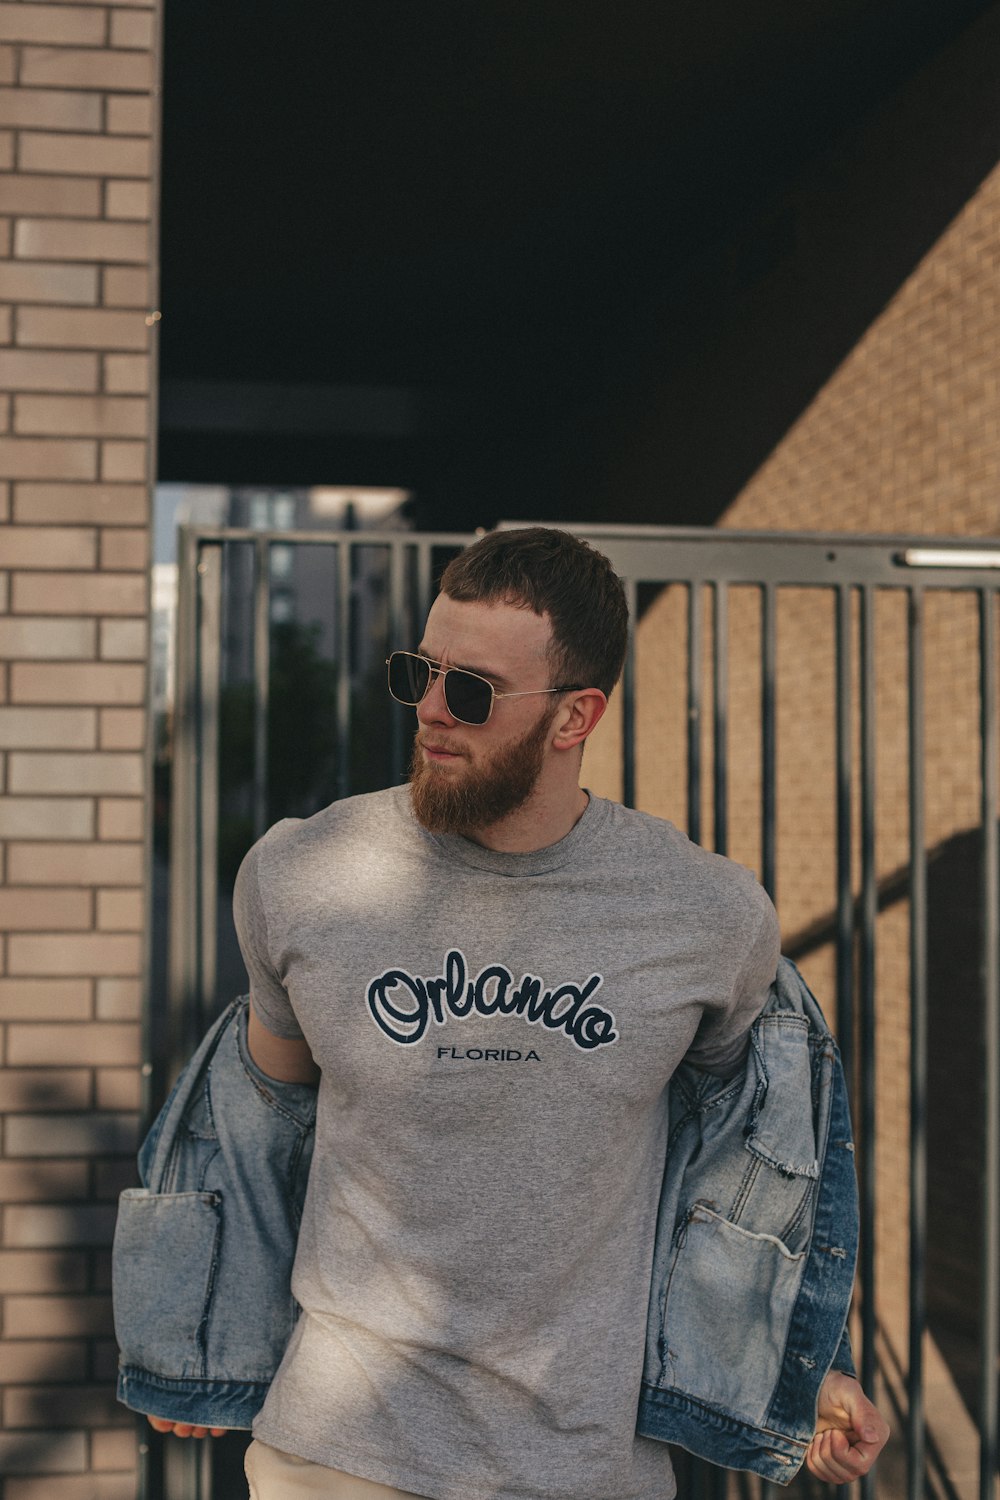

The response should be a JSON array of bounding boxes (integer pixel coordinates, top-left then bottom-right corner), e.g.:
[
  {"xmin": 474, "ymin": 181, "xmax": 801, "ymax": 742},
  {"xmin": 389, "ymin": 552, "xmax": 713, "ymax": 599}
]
[
  {"xmin": 147, "ymin": 1415, "xmax": 228, "ymax": 1439},
  {"xmin": 805, "ymin": 1370, "xmax": 890, "ymax": 1483}
]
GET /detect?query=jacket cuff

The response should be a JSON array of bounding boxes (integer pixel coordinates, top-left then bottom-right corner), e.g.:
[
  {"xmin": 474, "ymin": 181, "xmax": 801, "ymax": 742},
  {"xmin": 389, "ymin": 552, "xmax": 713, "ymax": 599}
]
[
  {"xmin": 117, "ymin": 1364, "xmax": 265, "ymax": 1431},
  {"xmin": 830, "ymin": 1323, "xmax": 856, "ymax": 1380}
]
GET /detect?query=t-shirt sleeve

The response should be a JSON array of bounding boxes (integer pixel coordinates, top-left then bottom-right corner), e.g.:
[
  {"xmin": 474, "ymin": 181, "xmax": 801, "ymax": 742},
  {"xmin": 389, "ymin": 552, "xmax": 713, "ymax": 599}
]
[
  {"xmin": 683, "ymin": 886, "xmax": 780, "ymax": 1075},
  {"xmin": 232, "ymin": 836, "xmax": 305, "ymax": 1040}
]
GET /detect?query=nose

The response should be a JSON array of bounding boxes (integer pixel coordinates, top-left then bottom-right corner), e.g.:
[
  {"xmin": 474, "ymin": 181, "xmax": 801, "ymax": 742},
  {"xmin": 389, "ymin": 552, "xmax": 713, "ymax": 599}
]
[{"xmin": 415, "ymin": 665, "xmax": 457, "ymax": 727}]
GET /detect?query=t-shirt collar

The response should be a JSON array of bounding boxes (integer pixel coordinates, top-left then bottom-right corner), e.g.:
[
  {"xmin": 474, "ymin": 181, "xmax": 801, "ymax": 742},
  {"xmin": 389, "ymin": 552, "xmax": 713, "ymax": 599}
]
[{"xmin": 395, "ymin": 784, "xmax": 609, "ymax": 876}]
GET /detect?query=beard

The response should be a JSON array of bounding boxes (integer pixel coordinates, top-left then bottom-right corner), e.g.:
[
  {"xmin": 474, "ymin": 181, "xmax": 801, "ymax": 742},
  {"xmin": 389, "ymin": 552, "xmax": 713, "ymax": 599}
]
[{"xmin": 409, "ymin": 706, "xmax": 555, "ymax": 836}]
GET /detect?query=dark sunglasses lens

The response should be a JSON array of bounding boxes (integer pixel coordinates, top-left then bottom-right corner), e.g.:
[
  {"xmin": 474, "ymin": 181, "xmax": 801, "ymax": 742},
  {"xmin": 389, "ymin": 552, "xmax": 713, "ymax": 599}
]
[
  {"xmin": 444, "ymin": 670, "xmax": 492, "ymax": 724},
  {"xmin": 389, "ymin": 652, "xmax": 430, "ymax": 704}
]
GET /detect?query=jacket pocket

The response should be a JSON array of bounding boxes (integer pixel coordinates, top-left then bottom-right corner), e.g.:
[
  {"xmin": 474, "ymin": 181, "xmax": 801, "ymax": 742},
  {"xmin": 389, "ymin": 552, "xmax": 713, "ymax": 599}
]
[
  {"xmin": 659, "ymin": 1202, "xmax": 806, "ymax": 1426},
  {"xmin": 112, "ymin": 1188, "xmax": 221, "ymax": 1381},
  {"xmin": 745, "ymin": 1016, "xmax": 819, "ymax": 1180}
]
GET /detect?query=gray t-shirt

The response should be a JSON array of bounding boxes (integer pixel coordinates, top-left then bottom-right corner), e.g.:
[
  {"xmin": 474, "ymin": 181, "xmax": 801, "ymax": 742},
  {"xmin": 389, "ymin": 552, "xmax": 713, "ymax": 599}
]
[{"xmin": 233, "ymin": 786, "xmax": 779, "ymax": 1500}]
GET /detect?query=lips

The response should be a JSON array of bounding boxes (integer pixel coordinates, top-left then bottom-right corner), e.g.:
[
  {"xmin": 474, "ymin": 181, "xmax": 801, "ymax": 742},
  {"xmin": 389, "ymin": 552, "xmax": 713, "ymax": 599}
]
[{"xmin": 418, "ymin": 737, "xmax": 467, "ymax": 762}]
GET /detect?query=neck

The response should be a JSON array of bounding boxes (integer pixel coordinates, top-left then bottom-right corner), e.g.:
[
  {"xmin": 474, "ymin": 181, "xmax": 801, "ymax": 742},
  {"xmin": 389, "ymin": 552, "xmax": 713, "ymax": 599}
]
[{"xmin": 468, "ymin": 783, "xmax": 590, "ymax": 853}]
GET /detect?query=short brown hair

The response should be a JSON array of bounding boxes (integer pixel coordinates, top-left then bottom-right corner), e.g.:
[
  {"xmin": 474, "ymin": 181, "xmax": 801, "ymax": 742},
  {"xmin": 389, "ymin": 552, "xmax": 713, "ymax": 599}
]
[{"xmin": 439, "ymin": 527, "xmax": 628, "ymax": 698}]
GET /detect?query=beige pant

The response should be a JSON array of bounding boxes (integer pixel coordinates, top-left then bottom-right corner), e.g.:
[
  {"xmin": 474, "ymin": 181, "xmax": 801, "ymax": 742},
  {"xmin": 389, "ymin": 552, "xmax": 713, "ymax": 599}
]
[{"xmin": 245, "ymin": 1440, "xmax": 427, "ymax": 1499}]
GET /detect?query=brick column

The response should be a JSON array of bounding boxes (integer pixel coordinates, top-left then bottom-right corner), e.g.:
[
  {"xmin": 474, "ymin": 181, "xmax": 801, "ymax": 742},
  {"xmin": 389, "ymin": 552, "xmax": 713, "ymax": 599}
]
[{"xmin": 0, "ymin": 1, "xmax": 160, "ymax": 1493}]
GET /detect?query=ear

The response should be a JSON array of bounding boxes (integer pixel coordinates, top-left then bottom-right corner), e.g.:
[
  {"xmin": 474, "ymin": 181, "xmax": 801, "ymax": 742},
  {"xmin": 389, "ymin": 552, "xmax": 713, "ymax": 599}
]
[{"xmin": 551, "ymin": 689, "xmax": 608, "ymax": 752}]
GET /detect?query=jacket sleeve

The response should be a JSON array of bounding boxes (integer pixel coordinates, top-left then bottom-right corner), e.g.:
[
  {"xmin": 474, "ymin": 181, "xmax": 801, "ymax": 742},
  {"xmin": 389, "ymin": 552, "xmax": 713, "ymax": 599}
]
[
  {"xmin": 831, "ymin": 1322, "xmax": 857, "ymax": 1379},
  {"xmin": 637, "ymin": 959, "xmax": 860, "ymax": 1483},
  {"xmin": 113, "ymin": 998, "xmax": 316, "ymax": 1431}
]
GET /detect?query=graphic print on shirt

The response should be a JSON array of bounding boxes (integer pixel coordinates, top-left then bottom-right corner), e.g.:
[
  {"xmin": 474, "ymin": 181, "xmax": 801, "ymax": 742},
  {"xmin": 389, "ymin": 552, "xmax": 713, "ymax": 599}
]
[{"xmin": 366, "ymin": 947, "xmax": 618, "ymax": 1052}]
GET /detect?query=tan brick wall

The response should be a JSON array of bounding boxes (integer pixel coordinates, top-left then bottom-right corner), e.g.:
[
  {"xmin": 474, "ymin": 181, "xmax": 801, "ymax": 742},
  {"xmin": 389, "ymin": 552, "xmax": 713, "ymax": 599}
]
[
  {"xmin": 0, "ymin": 0, "xmax": 159, "ymax": 1492},
  {"xmin": 582, "ymin": 17, "xmax": 1000, "ymax": 1485},
  {"xmin": 721, "ymin": 169, "xmax": 1000, "ymax": 538},
  {"xmin": 716, "ymin": 157, "xmax": 1000, "ymax": 1387}
]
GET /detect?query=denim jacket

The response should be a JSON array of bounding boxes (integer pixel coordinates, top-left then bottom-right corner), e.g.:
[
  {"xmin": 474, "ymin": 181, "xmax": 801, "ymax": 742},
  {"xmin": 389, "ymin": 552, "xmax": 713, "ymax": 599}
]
[
  {"xmin": 113, "ymin": 958, "xmax": 857, "ymax": 1480},
  {"xmin": 636, "ymin": 956, "xmax": 857, "ymax": 1481},
  {"xmin": 113, "ymin": 998, "xmax": 317, "ymax": 1431}
]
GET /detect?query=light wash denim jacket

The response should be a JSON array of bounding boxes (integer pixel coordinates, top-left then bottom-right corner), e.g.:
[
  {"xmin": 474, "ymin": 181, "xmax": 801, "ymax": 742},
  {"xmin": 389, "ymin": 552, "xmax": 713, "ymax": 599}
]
[
  {"xmin": 636, "ymin": 956, "xmax": 857, "ymax": 1481},
  {"xmin": 113, "ymin": 999, "xmax": 317, "ymax": 1432},
  {"xmin": 113, "ymin": 957, "xmax": 856, "ymax": 1481}
]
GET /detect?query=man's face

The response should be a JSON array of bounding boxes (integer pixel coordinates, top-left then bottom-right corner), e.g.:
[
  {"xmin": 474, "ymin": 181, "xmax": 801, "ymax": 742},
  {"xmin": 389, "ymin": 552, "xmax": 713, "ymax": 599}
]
[{"xmin": 408, "ymin": 594, "xmax": 560, "ymax": 837}]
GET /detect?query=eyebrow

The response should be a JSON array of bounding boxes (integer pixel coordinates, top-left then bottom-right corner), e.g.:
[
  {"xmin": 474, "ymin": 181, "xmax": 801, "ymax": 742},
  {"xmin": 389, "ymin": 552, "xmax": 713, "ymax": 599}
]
[{"xmin": 415, "ymin": 645, "xmax": 514, "ymax": 691}]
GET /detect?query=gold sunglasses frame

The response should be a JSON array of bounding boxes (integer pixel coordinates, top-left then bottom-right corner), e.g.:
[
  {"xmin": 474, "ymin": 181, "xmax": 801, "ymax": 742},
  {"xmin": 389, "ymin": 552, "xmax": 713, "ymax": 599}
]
[{"xmin": 386, "ymin": 651, "xmax": 581, "ymax": 726}]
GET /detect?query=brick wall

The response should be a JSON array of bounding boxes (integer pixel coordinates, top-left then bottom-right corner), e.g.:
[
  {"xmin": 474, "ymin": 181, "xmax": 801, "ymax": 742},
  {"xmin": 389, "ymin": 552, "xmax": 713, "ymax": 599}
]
[
  {"xmin": 581, "ymin": 11, "xmax": 1000, "ymax": 1488},
  {"xmin": 0, "ymin": 0, "xmax": 159, "ymax": 1494},
  {"xmin": 716, "ymin": 102, "xmax": 1000, "ymax": 1395}
]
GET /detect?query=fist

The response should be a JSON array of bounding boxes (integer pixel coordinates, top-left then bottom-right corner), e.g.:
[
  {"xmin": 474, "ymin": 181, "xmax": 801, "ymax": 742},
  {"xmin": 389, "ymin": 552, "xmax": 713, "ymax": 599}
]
[{"xmin": 806, "ymin": 1370, "xmax": 890, "ymax": 1483}]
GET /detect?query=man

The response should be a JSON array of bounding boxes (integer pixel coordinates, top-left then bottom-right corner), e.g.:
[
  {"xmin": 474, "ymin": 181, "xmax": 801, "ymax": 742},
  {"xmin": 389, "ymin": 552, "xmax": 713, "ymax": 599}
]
[{"xmin": 150, "ymin": 527, "xmax": 888, "ymax": 1497}]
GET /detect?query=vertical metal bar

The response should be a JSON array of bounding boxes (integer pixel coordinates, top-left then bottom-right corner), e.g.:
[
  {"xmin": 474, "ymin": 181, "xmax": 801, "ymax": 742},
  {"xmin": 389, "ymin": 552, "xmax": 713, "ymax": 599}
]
[
  {"xmin": 415, "ymin": 538, "xmax": 434, "ymax": 629},
  {"xmin": 162, "ymin": 533, "xmax": 221, "ymax": 1500},
  {"xmin": 622, "ymin": 577, "xmax": 637, "ymax": 810},
  {"xmin": 907, "ymin": 587, "xmax": 927, "ymax": 1500},
  {"xmin": 388, "ymin": 538, "xmax": 407, "ymax": 784},
  {"xmin": 163, "ymin": 1439, "xmax": 206, "ymax": 1500},
  {"xmin": 832, "ymin": 589, "xmax": 861, "ymax": 1500},
  {"xmin": 713, "ymin": 582, "xmax": 728, "ymax": 857},
  {"xmin": 761, "ymin": 583, "xmax": 777, "ymax": 902},
  {"xmin": 858, "ymin": 585, "xmax": 877, "ymax": 1500},
  {"xmin": 336, "ymin": 541, "xmax": 353, "ymax": 800},
  {"xmin": 388, "ymin": 538, "xmax": 438, "ymax": 787},
  {"xmin": 195, "ymin": 542, "xmax": 221, "ymax": 1049},
  {"xmin": 159, "ymin": 526, "xmax": 203, "ymax": 1500},
  {"xmin": 167, "ymin": 527, "xmax": 199, "ymax": 1098},
  {"xmin": 830, "ymin": 566, "xmax": 848, "ymax": 1500},
  {"xmin": 252, "ymin": 536, "xmax": 270, "ymax": 840},
  {"xmin": 979, "ymin": 586, "xmax": 999, "ymax": 1500},
  {"xmin": 835, "ymin": 586, "xmax": 855, "ymax": 1090},
  {"xmin": 687, "ymin": 582, "xmax": 703, "ymax": 844}
]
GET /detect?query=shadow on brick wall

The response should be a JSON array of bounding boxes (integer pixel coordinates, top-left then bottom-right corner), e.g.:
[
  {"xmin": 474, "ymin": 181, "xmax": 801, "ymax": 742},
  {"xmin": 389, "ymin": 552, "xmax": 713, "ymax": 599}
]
[
  {"xmin": 782, "ymin": 821, "xmax": 995, "ymax": 1469},
  {"xmin": 0, "ymin": 1067, "xmax": 136, "ymax": 1495},
  {"xmin": 560, "ymin": 2, "xmax": 1000, "ymax": 527},
  {"xmin": 925, "ymin": 826, "xmax": 992, "ymax": 1426}
]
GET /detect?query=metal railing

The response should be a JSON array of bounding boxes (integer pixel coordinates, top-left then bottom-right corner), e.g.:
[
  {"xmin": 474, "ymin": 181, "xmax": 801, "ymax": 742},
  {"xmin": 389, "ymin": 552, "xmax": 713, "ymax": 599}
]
[{"xmin": 156, "ymin": 523, "xmax": 1000, "ymax": 1500}]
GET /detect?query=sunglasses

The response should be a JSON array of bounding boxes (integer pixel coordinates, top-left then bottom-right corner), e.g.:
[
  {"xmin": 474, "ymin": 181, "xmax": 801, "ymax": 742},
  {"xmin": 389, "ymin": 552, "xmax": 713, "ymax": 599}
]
[{"xmin": 386, "ymin": 650, "xmax": 581, "ymax": 726}]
